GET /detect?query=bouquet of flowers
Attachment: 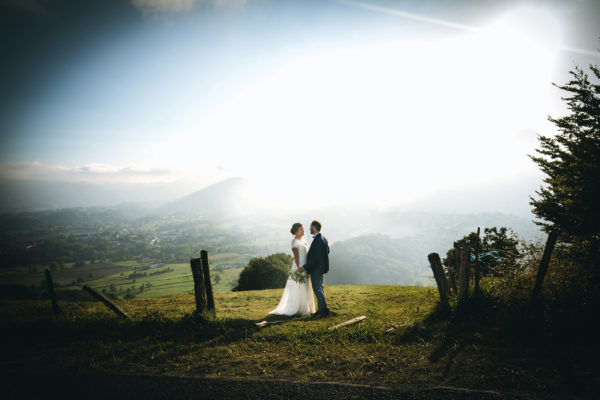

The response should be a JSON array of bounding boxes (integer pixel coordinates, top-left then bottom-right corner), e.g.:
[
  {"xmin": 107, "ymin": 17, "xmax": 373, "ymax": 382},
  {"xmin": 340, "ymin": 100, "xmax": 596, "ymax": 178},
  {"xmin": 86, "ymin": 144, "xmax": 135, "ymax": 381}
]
[{"xmin": 289, "ymin": 268, "xmax": 307, "ymax": 284}]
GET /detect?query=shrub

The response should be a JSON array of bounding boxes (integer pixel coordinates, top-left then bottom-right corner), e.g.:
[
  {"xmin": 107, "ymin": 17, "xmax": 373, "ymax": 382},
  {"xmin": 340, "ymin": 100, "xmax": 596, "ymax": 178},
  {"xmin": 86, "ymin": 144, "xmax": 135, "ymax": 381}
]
[
  {"xmin": 233, "ymin": 253, "xmax": 292, "ymax": 291},
  {"xmin": 443, "ymin": 227, "xmax": 522, "ymax": 284}
]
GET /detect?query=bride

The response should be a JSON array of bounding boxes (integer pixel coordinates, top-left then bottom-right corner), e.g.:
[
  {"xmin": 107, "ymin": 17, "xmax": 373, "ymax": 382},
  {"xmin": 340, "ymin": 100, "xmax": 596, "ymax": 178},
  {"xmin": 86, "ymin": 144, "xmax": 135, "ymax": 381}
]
[{"xmin": 269, "ymin": 223, "xmax": 316, "ymax": 316}]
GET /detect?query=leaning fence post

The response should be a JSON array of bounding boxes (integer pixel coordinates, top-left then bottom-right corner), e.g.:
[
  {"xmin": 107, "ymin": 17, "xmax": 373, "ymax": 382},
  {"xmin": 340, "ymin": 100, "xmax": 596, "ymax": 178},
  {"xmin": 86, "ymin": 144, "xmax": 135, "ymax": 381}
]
[
  {"xmin": 532, "ymin": 231, "xmax": 559, "ymax": 301},
  {"xmin": 427, "ymin": 253, "xmax": 450, "ymax": 304},
  {"xmin": 190, "ymin": 257, "xmax": 207, "ymax": 314},
  {"xmin": 44, "ymin": 269, "xmax": 60, "ymax": 318},
  {"xmin": 200, "ymin": 250, "xmax": 216, "ymax": 314},
  {"xmin": 459, "ymin": 243, "xmax": 470, "ymax": 301},
  {"xmin": 82, "ymin": 285, "xmax": 130, "ymax": 320}
]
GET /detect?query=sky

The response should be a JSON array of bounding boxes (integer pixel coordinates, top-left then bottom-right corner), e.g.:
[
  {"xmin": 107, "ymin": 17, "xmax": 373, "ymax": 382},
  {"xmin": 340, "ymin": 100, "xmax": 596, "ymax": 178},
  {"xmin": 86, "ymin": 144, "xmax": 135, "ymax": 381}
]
[{"xmin": 1, "ymin": 0, "xmax": 599, "ymax": 208}]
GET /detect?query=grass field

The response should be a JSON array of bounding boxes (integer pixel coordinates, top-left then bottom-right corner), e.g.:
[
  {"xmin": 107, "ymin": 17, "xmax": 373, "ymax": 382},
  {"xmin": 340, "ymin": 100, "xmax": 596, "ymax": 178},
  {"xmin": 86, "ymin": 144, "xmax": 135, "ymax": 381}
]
[
  {"xmin": 0, "ymin": 263, "xmax": 131, "ymax": 286},
  {"xmin": 1, "ymin": 285, "xmax": 592, "ymax": 397},
  {"xmin": 58, "ymin": 263, "xmax": 245, "ymax": 298},
  {"xmin": 112, "ymin": 260, "xmax": 148, "ymax": 267},
  {"xmin": 0, "ymin": 253, "xmax": 249, "ymax": 298}
]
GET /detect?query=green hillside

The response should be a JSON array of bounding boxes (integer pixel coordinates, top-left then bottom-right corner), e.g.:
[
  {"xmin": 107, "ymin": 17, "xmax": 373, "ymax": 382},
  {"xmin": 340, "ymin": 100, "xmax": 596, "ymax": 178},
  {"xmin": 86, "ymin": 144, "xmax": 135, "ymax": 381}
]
[
  {"xmin": 1, "ymin": 285, "xmax": 587, "ymax": 397},
  {"xmin": 328, "ymin": 234, "xmax": 433, "ymax": 286},
  {"xmin": 1, "ymin": 261, "xmax": 246, "ymax": 301},
  {"xmin": 2, "ymin": 234, "xmax": 440, "ymax": 299}
]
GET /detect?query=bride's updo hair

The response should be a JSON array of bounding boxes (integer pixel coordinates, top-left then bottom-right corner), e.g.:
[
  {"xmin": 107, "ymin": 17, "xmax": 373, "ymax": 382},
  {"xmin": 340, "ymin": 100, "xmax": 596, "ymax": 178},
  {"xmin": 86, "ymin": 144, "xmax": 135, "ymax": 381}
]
[{"xmin": 290, "ymin": 222, "xmax": 303, "ymax": 235}]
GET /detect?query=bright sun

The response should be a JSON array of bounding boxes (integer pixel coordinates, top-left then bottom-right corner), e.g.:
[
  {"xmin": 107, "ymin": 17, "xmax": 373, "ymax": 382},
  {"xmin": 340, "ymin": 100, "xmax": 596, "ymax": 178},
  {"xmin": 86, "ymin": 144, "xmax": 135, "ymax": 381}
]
[{"xmin": 178, "ymin": 7, "xmax": 564, "ymax": 207}]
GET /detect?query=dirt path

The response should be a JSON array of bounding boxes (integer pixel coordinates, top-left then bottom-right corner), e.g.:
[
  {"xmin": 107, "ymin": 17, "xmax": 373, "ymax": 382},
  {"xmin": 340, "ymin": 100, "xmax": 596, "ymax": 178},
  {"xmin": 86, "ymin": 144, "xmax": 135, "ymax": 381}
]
[{"xmin": 3, "ymin": 373, "xmax": 562, "ymax": 400}]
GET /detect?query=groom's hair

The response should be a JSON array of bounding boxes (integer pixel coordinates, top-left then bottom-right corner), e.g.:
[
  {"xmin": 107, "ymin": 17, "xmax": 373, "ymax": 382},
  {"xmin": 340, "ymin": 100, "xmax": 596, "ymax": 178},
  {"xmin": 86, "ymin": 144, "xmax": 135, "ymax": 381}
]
[{"xmin": 311, "ymin": 220, "xmax": 322, "ymax": 231}]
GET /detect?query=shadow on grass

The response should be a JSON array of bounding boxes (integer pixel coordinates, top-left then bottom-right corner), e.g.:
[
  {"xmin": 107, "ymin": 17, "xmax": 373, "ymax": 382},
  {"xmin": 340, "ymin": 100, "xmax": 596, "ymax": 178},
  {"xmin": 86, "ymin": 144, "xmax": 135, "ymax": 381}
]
[
  {"xmin": 2, "ymin": 308, "xmax": 319, "ymax": 351},
  {"xmin": 392, "ymin": 291, "xmax": 599, "ymax": 396}
]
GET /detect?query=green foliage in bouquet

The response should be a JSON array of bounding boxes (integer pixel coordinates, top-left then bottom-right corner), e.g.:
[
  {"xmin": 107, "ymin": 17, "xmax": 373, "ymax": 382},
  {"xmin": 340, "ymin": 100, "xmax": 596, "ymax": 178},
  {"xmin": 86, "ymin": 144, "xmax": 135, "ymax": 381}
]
[{"xmin": 289, "ymin": 268, "xmax": 307, "ymax": 284}]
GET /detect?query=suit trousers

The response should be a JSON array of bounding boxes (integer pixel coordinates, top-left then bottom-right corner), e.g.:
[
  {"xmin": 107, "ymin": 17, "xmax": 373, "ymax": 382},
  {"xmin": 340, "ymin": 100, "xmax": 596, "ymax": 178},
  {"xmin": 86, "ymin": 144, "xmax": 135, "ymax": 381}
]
[{"xmin": 310, "ymin": 272, "xmax": 328, "ymax": 313}]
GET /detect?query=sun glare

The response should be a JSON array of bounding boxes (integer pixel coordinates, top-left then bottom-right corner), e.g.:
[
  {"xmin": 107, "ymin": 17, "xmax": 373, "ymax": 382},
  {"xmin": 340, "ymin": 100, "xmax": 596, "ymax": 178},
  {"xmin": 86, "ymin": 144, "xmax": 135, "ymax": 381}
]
[{"xmin": 176, "ymin": 7, "xmax": 563, "ymax": 207}]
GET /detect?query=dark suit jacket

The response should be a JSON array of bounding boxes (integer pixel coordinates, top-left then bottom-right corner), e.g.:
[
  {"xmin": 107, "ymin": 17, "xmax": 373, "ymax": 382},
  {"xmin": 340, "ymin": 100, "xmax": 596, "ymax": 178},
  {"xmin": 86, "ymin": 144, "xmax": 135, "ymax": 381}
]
[{"xmin": 304, "ymin": 232, "xmax": 329, "ymax": 275}]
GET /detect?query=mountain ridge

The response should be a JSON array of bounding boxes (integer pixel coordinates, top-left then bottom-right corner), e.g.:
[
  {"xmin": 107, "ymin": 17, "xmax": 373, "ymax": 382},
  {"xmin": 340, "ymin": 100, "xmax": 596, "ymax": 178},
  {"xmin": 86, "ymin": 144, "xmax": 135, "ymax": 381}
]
[{"xmin": 155, "ymin": 177, "xmax": 253, "ymax": 216}]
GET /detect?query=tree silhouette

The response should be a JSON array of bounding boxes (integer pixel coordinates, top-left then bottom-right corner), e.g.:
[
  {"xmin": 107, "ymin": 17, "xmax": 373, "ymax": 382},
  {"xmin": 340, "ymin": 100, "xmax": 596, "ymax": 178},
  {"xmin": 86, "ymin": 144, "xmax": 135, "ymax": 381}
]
[{"xmin": 530, "ymin": 64, "xmax": 600, "ymax": 243}]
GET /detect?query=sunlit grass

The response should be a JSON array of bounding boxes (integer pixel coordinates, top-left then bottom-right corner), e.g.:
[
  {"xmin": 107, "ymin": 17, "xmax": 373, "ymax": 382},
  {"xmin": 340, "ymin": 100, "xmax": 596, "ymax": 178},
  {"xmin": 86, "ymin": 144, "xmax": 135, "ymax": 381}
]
[
  {"xmin": 113, "ymin": 260, "xmax": 147, "ymax": 267},
  {"xmin": 0, "ymin": 285, "xmax": 578, "ymax": 395}
]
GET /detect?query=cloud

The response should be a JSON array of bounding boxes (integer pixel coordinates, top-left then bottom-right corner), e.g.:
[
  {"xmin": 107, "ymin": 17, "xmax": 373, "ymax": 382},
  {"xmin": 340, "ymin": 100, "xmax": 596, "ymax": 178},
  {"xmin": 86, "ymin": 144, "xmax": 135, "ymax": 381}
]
[
  {"xmin": 0, "ymin": 162, "xmax": 182, "ymax": 184},
  {"xmin": 131, "ymin": 0, "xmax": 247, "ymax": 13}
]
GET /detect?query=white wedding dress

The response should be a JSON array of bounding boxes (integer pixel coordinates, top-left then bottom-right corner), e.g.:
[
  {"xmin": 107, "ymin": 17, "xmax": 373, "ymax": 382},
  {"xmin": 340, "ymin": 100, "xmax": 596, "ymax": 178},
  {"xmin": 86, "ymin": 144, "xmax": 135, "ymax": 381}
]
[{"xmin": 269, "ymin": 237, "xmax": 316, "ymax": 316}]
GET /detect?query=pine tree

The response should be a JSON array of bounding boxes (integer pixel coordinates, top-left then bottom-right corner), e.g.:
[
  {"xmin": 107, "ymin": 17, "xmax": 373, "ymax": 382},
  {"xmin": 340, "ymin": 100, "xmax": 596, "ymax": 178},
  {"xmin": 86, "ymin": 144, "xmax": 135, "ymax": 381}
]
[{"xmin": 529, "ymin": 64, "xmax": 600, "ymax": 243}]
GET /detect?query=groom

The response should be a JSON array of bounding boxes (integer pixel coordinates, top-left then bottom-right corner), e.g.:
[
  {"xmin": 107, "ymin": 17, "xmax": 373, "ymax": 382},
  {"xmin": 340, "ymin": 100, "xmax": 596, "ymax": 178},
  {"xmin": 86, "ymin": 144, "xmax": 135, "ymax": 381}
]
[{"xmin": 301, "ymin": 220, "xmax": 330, "ymax": 316}]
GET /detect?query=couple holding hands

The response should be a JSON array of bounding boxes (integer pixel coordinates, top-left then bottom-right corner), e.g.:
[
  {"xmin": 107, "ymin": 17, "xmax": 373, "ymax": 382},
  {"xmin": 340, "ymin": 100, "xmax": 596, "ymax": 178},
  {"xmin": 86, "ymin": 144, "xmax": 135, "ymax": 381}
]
[{"xmin": 270, "ymin": 220, "xmax": 331, "ymax": 317}]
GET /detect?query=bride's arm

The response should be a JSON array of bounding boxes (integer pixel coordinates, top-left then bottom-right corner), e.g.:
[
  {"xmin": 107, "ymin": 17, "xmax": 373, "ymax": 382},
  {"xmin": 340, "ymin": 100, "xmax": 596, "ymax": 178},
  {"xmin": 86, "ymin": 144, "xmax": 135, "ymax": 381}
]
[{"xmin": 292, "ymin": 247, "xmax": 300, "ymax": 269}]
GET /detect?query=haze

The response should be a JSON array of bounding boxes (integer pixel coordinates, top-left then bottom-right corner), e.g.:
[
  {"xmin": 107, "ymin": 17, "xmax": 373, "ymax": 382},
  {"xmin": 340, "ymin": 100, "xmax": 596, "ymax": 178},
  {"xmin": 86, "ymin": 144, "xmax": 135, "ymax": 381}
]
[{"xmin": 1, "ymin": 0, "xmax": 599, "ymax": 212}]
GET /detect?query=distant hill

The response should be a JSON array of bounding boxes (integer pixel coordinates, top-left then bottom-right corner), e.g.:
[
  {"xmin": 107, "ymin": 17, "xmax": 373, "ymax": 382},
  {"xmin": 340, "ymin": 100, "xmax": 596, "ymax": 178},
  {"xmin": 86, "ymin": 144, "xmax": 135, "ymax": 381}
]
[
  {"xmin": 304, "ymin": 207, "xmax": 542, "ymax": 252},
  {"xmin": 0, "ymin": 204, "xmax": 150, "ymax": 231},
  {"xmin": 0, "ymin": 179, "xmax": 193, "ymax": 212},
  {"xmin": 402, "ymin": 172, "xmax": 543, "ymax": 219},
  {"xmin": 1, "ymin": 172, "xmax": 544, "ymax": 223},
  {"xmin": 326, "ymin": 234, "xmax": 431, "ymax": 286},
  {"xmin": 156, "ymin": 177, "xmax": 254, "ymax": 216},
  {"xmin": 323, "ymin": 210, "xmax": 543, "ymax": 286}
]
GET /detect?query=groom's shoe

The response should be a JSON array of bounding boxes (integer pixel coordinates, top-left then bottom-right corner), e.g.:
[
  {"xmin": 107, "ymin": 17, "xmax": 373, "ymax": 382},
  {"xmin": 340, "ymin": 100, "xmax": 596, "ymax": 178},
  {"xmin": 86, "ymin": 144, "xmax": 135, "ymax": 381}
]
[{"xmin": 314, "ymin": 309, "xmax": 331, "ymax": 318}]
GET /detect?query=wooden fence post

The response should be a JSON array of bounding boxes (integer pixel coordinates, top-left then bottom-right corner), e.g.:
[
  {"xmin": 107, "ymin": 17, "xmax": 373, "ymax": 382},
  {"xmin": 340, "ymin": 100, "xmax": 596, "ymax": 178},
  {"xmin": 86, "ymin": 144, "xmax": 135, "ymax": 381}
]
[
  {"xmin": 82, "ymin": 285, "xmax": 130, "ymax": 320},
  {"xmin": 532, "ymin": 231, "xmax": 559, "ymax": 301},
  {"xmin": 200, "ymin": 250, "xmax": 216, "ymax": 314},
  {"xmin": 459, "ymin": 244, "xmax": 470, "ymax": 301},
  {"xmin": 427, "ymin": 253, "xmax": 450, "ymax": 304},
  {"xmin": 449, "ymin": 242, "xmax": 459, "ymax": 294},
  {"xmin": 448, "ymin": 273, "xmax": 458, "ymax": 295},
  {"xmin": 474, "ymin": 227, "xmax": 481, "ymax": 293},
  {"xmin": 44, "ymin": 269, "xmax": 60, "ymax": 318},
  {"xmin": 190, "ymin": 257, "xmax": 207, "ymax": 314}
]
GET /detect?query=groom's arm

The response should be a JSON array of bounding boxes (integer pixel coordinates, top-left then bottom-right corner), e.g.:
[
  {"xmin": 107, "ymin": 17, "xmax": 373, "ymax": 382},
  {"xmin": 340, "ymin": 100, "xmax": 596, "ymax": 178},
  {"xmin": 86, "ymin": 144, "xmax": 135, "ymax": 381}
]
[
  {"xmin": 302, "ymin": 250, "xmax": 312, "ymax": 272},
  {"xmin": 303, "ymin": 240, "xmax": 320, "ymax": 273},
  {"xmin": 321, "ymin": 237, "xmax": 329, "ymax": 263},
  {"xmin": 323, "ymin": 236, "xmax": 330, "ymax": 254},
  {"xmin": 322, "ymin": 236, "xmax": 330, "ymax": 272}
]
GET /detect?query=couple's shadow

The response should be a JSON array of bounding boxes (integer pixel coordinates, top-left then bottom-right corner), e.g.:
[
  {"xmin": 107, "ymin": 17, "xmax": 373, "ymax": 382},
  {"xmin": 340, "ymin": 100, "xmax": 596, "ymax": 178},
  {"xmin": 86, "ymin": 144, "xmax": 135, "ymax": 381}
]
[
  {"xmin": 164, "ymin": 311, "xmax": 329, "ymax": 346},
  {"xmin": 257, "ymin": 313, "xmax": 318, "ymax": 327}
]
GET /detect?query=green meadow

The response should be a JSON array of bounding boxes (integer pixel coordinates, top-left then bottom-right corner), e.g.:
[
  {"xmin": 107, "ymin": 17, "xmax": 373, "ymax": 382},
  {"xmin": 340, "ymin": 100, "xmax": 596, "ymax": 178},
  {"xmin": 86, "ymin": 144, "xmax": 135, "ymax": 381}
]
[
  {"xmin": 1, "ymin": 253, "xmax": 249, "ymax": 298},
  {"xmin": 1, "ymin": 285, "xmax": 589, "ymax": 397}
]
